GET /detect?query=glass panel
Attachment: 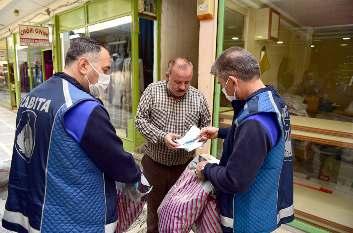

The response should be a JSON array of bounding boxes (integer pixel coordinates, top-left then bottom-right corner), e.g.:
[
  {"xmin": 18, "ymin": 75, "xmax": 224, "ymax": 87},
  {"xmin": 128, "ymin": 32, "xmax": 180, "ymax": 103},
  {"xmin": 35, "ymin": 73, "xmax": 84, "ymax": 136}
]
[
  {"xmin": 59, "ymin": 7, "xmax": 85, "ymax": 32},
  {"xmin": 87, "ymin": 0, "xmax": 131, "ymax": 24},
  {"xmin": 29, "ymin": 49, "xmax": 43, "ymax": 88},
  {"xmin": 139, "ymin": 17, "xmax": 155, "ymax": 94},
  {"xmin": 218, "ymin": 4, "xmax": 246, "ymax": 154},
  {"xmin": 88, "ymin": 16, "xmax": 132, "ymax": 138},
  {"xmin": 0, "ymin": 40, "xmax": 10, "ymax": 107},
  {"xmin": 222, "ymin": 0, "xmax": 353, "ymax": 228},
  {"xmin": 16, "ymin": 44, "xmax": 30, "ymax": 97},
  {"xmin": 6, "ymin": 36, "xmax": 16, "ymax": 108},
  {"xmin": 60, "ymin": 27, "xmax": 86, "ymax": 70},
  {"xmin": 224, "ymin": 6, "xmax": 245, "ymax": 49}
]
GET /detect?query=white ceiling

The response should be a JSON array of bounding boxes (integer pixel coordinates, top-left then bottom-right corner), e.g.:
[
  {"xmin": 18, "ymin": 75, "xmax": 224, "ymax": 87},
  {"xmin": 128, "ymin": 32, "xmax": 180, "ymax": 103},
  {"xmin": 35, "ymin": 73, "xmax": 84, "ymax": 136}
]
[
  {"xmin": 268, "ymin": 0, "xmax": 353, "ymax": 27},
  {"xmin": 0, "ymin": 0, "xmax": 87, "ymax": 39},
  {"xmin": 0, "ymin": 0, "xmax": 57, "ymax": 29},
  {"xmin": 235, "ymin": 0, "xmax": 353, "ymax": 28}
]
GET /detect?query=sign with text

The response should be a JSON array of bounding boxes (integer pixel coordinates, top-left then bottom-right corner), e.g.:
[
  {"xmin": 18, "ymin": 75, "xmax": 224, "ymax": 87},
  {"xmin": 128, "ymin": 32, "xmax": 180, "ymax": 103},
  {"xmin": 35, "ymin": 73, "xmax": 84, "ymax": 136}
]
[{"xmin": 19, "ymin": 25, "xmax": 50, "ymax": 47}]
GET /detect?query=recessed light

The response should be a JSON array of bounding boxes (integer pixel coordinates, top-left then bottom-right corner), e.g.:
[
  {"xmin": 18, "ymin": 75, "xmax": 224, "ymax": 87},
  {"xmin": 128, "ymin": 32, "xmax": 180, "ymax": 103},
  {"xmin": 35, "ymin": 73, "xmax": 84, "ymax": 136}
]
[
  {"xmin": 310, "ymin": 44, "xmax": 315, "ymax": 48},
  {"xmin": 13, "ymin": 9, "xmax": 19, "ymax": 16},
  {"xmin": 232, "ymin": 37, "xmax": 239, "ymax": 40},
  {"xmin": 277, "ymin": 41, "xmax": 284, "ymax": 44},
  {"xmin": 342, "ymin": 37, "xmax": 351, "ymax": 40}
]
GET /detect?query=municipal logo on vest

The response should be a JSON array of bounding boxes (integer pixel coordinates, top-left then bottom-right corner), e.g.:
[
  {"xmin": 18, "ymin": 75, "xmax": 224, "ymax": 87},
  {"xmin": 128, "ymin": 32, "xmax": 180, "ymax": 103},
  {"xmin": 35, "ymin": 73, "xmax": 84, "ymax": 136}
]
[{"xmin": 15, "ymin": 110, "xmax": 37, "ymax": 162}]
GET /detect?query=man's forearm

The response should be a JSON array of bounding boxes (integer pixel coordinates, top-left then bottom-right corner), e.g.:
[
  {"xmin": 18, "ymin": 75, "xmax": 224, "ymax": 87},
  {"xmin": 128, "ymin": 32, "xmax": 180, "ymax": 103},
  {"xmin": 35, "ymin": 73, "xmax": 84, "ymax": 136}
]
[{"xmin": 136, "ymin": 118, "xmax": 167, "ymax": 144}]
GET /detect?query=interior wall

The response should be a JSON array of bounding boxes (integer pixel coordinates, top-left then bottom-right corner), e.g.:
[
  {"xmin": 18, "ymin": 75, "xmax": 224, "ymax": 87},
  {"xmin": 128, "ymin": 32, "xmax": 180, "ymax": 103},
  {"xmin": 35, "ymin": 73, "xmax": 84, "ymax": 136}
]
[{"xmin": 160, "ymin": 0, "xmax": 199, "ymax": 87}]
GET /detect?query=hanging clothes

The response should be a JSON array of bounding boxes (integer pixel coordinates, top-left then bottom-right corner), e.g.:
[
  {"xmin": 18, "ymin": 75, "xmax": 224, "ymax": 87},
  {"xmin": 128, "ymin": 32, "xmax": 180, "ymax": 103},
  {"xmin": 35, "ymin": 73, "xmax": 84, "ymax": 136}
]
[{"xmin": 20, "ymin": 62, "xmax": 29, "ymax": 92}]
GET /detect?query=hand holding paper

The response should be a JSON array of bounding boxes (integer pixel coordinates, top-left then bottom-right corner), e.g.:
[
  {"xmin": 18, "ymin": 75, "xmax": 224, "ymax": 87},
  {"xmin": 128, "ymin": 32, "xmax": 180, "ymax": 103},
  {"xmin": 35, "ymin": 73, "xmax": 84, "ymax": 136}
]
[{"xmin": 176, "ymin": 126, "xmax": 204, "ymax": 152}]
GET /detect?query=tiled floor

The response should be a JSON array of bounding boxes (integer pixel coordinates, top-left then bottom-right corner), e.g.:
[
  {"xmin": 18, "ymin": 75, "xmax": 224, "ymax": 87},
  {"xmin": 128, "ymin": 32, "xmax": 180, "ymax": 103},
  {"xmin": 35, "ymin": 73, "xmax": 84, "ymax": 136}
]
[
  {"xmin": 0, "ymin": 106, "xmax": 15, "ymax": 232},
  {"xmin": 0, "ymin": 106, "xmax": 16, "ymax": 163}
]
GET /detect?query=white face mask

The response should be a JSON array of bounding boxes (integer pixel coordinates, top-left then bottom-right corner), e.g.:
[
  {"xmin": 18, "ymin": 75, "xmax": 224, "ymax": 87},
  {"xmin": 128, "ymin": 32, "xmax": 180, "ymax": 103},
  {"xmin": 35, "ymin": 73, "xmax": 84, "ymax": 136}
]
[
  {"xmin": 222, "ymin": 78, "xmax": 237, "ymax": 102},
  {"xmin": 87, "ymin": 62, "xmax": 111, "ymax": 98}
]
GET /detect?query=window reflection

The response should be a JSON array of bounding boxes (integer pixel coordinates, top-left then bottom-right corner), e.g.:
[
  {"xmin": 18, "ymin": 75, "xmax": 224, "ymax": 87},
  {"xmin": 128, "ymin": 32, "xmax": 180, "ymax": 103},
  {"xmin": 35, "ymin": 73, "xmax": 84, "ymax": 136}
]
[
  {"xmin": 221, "ymin": 0, "xmax": 353, "ymax": 228},
  {"xmin": 89, "ymin": 17, "xmax": 132, "ymax": 138},
  {"xmin": 16, "ymin": 45, "xmax": 29, "ymax": 97},
  {"xmin": 60, "ymin": 27, "xmax": 86, "ymax": 70}
]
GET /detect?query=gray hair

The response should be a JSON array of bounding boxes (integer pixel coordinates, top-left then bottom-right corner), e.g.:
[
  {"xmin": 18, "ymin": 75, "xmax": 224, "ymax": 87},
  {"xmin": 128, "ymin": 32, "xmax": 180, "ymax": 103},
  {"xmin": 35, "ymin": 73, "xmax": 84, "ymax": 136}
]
[
  {"xmin": 64, "ymin": 37, "xmax": 106, "ymax": 67},
  {"xmin": 211, "ymin": 46, "xmax": 260, "ymax": 81},
  {"xmin": 166, "ymin": 57, "xmax": 193, "ymax": 77}
]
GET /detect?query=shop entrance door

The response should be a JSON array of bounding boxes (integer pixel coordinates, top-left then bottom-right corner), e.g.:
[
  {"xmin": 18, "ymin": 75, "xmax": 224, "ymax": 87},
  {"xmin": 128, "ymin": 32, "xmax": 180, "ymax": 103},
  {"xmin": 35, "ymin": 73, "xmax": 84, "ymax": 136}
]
[
  {"xmin": 41, "ymin": 50, "xmax": 53, "ymax": 80},
  {"xmin": 7, "ymin": 63, "xmax": 17, "ymax": 108}
]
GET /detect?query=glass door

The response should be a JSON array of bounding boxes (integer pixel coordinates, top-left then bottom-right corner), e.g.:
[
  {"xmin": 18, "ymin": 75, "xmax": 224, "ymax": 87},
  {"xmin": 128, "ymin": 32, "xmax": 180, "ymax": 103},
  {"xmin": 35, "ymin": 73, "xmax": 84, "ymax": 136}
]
[
  {"xmin": 0, "ymin": 46, "xmax": 11, "ymax": 108},
  {"xmin": 15, "ymin": 44, "xmax": 30, "ymax": 98},
  {"xmin": 212, "ymin": 0, "xmax": 246, "ymax": 155}
]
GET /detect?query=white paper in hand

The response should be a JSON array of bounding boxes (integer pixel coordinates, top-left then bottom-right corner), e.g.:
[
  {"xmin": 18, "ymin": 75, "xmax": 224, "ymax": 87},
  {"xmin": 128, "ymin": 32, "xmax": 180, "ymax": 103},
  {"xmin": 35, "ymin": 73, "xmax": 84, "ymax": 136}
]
[{"xmin": 176, "ymin": 126, "xmax": 204, "ymax": 152}]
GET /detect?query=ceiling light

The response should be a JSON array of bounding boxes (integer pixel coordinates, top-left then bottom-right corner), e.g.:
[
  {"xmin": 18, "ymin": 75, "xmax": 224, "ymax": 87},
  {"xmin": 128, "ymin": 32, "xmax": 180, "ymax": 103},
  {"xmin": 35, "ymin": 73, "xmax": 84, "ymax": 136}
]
[
  {"xmin": 72, "ymin": 28, "xmax": 85, "ymax": 34},
  {"xmin": 256, "ymin": 35, "xmax": 263, "ymax": 39},
  {"xmin": 276, "ymin": 41, "xmax": 284, "ymax": 44},
  {"xmin": 232, "ymin": 37, "xmax": 239, "ymax": 40},
  {"xmin": 342, "ymin": 37, "xmax": 351, "ymax": 40},
  {"xmin": 310, "ymin": 44, "xmax": 315, "ymax": 48},
  {"xmin": 340, "ymin": 43, "xmax": 348, "ymax": 47},
  {"xmin": 13, "ymin": 9, "xmax": 19, "ymax": 16},
  {"xmin": 69, "ymin": 34, "xmax": 80, "ymax": 40},
  {"xmin": 72, "ymin": 28, "xmax": 86, "ymax": 34}
]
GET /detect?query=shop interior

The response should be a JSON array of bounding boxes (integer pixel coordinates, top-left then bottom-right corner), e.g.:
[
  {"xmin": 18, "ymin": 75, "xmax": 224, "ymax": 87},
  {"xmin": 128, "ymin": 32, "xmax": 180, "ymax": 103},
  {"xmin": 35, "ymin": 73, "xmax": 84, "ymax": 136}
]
[
  {"xmin": 60, "ymin": 13, "xmax": 156, "ymax": 139},
  {"xmin": 14, "ymin": 25, "xmax": 53, "ymax": 102},
  {"xmin": 5, "ymin": 36, "xmax": 16, "ymax": 109},
  {"xmin": 0, "ymin": 40, "xmax": 11, "ymax": 108},
  {"xmin": 218, "ymin": 0, "xmax": 353, "ymax": 231}
]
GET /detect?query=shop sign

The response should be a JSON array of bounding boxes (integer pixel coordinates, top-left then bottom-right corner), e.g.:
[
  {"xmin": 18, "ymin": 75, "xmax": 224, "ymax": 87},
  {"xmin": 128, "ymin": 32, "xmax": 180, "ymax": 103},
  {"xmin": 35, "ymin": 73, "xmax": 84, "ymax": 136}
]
[{"xmin": 19, "ymin": 25, "xmax": 50, "ymax": 47}]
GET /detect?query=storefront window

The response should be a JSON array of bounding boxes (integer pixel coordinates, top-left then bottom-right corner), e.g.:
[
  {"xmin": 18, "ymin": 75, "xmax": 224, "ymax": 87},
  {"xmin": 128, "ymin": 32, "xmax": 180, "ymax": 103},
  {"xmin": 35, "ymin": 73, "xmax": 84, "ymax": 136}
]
[
  {"xmin": 219, "ymin": 0, "xmax": 353, "ymax": 230},
  {"xmin": 88, "ymin": 16, "xmax": 132, "ymax": 138},
  {"xmin": 139, "ymin": 17, "xmax": 155, "ymax": 94},
  {"xmin": 217, "ymin": 3, "xmax": 246, "ymax": 154},
  {"xmin": 223, "ymin": 5, "xmax": 245, "ymax": 49},
  {"xmin": 0, "ymin": 41, "xmax": 10, "ymax": 108},
  {"xmin": 60, "ymin": 27, "xmax": 85, "ymax": 70},
  {"xmin": 6, "ymin": 36, "xmax": 16, "ymax": 108},
  {"xmin": 16, "ymin": 45, "xmax": 30, "ymax": 96},
  {"xmin": 29, "ymin": 49, "xmax": 43, "ymax": 88}
]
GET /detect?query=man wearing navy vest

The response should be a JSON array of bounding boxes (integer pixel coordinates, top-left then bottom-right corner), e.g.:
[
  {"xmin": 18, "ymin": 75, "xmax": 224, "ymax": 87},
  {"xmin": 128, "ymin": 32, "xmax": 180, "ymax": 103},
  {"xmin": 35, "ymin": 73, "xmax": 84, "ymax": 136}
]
[
  {"xmin": 2, "ymin": 37, "xmax": 141, "ymax": 233},
  {"xmin": 196, "ymin": 47, "xmax": 294, "ymax": 232}
]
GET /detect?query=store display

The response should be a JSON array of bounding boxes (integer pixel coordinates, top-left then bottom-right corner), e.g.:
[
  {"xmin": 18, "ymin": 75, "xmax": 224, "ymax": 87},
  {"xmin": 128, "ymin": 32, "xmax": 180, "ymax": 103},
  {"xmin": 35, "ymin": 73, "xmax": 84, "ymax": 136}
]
[
  {"xmin": 20, "ymin": 62, "xmax": 29, "ymax": 92},
  {"xmin": 86, "ymin": 16, "xmax": 154, "ymax": 138},
  {"xmin": 282, "ymin": 94, "xmax": 308, "ymax": 116}
]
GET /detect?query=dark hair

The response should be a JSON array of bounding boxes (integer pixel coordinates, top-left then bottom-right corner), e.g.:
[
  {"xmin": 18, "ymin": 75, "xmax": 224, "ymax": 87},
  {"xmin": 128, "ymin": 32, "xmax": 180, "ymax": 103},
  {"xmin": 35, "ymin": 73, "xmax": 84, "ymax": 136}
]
[
  {"xmin": 211, "ymin": 46, "xmax": 260, "ymax": 81},
  {"xmin": 166, "ymin": 57, "xmax": 193, "ymax": 77},
  {"xmin": 64, "ymin": 37, "xmax": 106, "ymax": 67}
]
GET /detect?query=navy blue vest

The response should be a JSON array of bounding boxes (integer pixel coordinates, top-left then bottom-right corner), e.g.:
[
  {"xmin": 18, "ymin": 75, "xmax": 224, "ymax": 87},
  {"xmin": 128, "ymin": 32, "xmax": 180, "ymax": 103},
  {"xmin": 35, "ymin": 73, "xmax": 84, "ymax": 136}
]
[
  {"xmin": 219, "ymin": 87, "xmax": 294, "ymax": 233},
  {"xmin": 3, "ymin": 74, "xmax": 117, "ymax": 233}
]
